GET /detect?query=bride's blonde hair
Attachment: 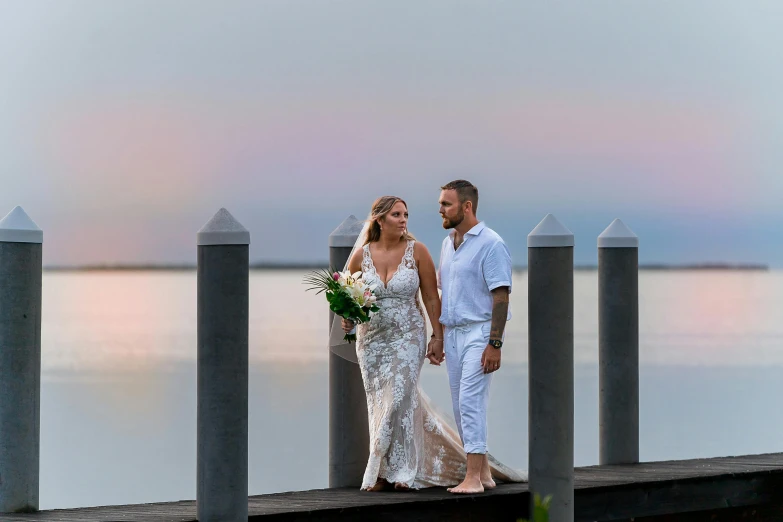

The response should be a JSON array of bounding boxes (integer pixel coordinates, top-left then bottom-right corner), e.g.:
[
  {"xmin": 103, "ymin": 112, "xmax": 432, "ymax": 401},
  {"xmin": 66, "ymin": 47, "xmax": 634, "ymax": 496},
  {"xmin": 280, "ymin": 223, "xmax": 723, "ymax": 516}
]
[{"xmin": 364, "ymin": 196, "xmax": 416, "ymax": 245}]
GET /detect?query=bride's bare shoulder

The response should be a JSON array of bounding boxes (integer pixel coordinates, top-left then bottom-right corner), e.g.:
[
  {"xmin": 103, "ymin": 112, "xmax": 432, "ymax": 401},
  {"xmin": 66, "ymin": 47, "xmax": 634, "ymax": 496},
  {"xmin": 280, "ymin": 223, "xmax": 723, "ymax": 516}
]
[
  {"xmin": 412, "ymin": 241, "xmax": 433, "ymax": 260},
  {"xmin": 348, "ymin": 246, "xmax": 364, "ymax": 272}
]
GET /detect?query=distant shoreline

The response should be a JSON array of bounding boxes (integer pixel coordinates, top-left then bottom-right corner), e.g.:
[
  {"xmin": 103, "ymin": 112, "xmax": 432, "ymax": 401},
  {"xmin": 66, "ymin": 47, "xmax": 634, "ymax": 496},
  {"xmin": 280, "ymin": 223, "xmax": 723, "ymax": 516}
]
[
  {"xmin": 42, "ymin": 262, "xmax": 771, "ymax": 272},
  {"xmin": 574, "ymin": 263, "xmax": 770, "ymax": 271}
]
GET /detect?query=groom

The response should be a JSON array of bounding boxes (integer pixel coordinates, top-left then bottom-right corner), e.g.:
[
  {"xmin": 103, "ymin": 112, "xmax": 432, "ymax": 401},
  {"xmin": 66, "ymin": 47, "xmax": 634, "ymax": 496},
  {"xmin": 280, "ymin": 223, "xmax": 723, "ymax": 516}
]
[{"xmin": 430, "ymin": 179, "xmax": 513, "ymax": 494}]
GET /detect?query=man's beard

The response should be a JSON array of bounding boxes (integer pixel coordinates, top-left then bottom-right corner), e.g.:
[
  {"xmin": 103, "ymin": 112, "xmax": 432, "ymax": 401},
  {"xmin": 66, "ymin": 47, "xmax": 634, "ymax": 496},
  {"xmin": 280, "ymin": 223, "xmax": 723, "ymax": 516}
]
[{"xmin": 441, "ymin": 211, "xmax": 464, "ymax": 229}]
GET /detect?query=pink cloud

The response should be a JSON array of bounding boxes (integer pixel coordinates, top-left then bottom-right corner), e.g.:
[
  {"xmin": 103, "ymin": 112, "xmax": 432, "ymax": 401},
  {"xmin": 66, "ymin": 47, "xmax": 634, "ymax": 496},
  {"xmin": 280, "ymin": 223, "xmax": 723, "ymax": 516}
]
[{"xmin": 42, "ymin": 88, "xmax": 750, "ymax": 220}]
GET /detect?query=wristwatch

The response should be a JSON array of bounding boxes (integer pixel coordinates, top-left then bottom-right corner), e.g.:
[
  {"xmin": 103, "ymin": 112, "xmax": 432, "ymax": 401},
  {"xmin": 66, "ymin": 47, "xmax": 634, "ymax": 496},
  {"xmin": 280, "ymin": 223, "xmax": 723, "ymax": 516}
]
[{"xmin": 488, "ymin": 339, "xmax": 503, "ymax": 349}]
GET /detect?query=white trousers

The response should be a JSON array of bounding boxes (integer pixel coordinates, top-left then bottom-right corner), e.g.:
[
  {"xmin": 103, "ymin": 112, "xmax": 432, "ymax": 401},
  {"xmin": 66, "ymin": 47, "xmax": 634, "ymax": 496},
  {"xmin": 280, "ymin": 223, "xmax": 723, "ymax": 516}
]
[{"xmin": 445, "ymin": 320, "xmax": 493, "ymax": 454}]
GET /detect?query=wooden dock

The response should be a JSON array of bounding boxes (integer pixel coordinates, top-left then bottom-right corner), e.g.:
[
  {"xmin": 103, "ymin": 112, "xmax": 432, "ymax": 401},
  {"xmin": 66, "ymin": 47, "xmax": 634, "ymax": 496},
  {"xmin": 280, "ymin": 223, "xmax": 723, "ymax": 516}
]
[{"xmin": 6, "ymin": 453, "xmax": 783, "ymax": 521}]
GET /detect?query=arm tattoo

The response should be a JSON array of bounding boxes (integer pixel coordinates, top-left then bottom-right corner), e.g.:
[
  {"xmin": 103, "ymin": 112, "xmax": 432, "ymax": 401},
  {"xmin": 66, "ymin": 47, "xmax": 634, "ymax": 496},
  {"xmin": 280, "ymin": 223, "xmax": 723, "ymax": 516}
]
[{"xmin": 490, "ymin": 287, "xmax": 509, "ymax": 340}]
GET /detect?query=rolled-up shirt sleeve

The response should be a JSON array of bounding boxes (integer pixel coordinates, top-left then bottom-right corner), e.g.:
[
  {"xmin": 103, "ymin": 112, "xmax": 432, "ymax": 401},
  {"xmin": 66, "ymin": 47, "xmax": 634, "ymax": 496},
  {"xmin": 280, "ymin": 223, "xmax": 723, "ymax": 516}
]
[{"xmin": 483, "ymin": 240, "xmax": 513, "ymax": 293}]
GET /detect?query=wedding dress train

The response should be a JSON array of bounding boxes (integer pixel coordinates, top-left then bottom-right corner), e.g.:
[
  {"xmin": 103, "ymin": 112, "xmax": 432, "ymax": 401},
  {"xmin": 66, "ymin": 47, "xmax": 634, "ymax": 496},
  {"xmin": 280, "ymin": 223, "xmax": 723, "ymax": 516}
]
[{"xmin": 355, "ymin": 240, "xmax": 526, "ymax": 489}]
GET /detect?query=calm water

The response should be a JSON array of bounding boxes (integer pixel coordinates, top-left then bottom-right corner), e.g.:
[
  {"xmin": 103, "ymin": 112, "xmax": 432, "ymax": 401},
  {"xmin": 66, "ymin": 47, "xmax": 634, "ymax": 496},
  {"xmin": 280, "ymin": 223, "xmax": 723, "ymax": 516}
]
[{"xmin": 37, "ymin": 270, "xmax": 783, "ymax": 509}]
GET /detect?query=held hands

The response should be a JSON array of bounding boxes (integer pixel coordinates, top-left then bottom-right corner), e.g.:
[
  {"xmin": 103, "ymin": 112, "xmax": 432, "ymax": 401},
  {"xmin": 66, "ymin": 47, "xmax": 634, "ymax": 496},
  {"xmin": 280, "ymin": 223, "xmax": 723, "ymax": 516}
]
[
  {"xmin": 426, "ymin": 337, "xmax": 445, "ymax": 366},
  {"xmin": 481, "ymin": 344, "xmax": 501, "ymax": 374},
  {"xmin": 341, "ymin": 318, "xmax": 355, "ymax": 333}
]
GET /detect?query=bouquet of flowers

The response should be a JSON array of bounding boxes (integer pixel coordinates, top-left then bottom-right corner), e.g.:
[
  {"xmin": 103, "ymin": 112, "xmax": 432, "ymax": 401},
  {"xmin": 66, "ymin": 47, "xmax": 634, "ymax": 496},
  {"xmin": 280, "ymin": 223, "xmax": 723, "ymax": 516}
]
[{"xmin": 303, "ymin": 268, "xmax": 380, "ymax": 343}]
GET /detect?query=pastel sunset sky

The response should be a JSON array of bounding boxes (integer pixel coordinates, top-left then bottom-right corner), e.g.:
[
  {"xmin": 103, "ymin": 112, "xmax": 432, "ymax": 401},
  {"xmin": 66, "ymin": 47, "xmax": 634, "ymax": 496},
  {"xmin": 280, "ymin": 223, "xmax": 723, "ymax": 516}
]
[{"xmin": 2, "ymin": 1, "xmax": 781, "ymax": 266}]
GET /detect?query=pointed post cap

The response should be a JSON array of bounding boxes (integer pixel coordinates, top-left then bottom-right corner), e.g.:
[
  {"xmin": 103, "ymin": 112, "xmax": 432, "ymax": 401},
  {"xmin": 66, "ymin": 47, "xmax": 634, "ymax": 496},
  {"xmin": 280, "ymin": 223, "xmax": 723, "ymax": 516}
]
[
  {"xmin": 0, "ymin": 206, "xmax": 43, "ymax": 244},
  {"xmin": 598, "ymin": 218, "xmax": 638, "ymax": 248},
  {"xmin": 329, "ymin": 215, "xmax": 365, "ymax": 247},
  {"xmin": 527, "ymin": 214, "xmax": 574, "ymax": 247},
  {"xmin": 197, "ymin": 208, "xmax": 250, "ymax": 246}
]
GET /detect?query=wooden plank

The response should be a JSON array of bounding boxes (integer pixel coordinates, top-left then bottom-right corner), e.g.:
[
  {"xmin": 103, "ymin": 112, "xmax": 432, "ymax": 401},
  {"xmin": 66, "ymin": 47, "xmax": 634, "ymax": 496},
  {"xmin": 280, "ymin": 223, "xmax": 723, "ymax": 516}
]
[
  {"xmin": 576, "ymin": 473, "xmax": 783, "ymax": 522},
  {"xmin": 632, "ymin": 502, "xmax": 783, "ymax": 522},
  {"xmin": 4, "ymin": 453, "xmax": 783, "ymax": 521}
]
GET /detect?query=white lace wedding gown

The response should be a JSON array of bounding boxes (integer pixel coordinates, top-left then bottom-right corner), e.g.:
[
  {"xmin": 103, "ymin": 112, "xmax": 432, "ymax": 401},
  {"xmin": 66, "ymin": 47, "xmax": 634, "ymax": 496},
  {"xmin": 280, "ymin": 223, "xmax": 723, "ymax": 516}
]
[{"xmin": 355, "ymin": 240, "xmax": 525, "ymax": 489}]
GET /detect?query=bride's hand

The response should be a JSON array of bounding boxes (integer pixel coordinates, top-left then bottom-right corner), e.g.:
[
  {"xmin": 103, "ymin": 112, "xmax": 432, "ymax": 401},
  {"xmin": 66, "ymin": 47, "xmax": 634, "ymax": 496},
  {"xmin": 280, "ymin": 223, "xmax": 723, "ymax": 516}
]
[
  {"xmin": 426, "ymin": 338, "xmax": 445, "ymax": 366},
  {"xmin": 341, "ymin": 318, "xmax": 355, "ymax": 333}
]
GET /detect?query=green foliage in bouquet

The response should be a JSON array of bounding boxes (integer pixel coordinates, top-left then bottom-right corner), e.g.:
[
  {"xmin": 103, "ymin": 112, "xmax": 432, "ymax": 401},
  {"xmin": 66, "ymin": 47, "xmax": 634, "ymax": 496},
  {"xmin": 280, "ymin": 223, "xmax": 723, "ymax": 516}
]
[
  {"xmin": 518, "ymin": 493, "xmax": 552, "ymax": 522},
  {"xmin": 303, "ymin": 268, "xmax": 381, "ymax": 342}
]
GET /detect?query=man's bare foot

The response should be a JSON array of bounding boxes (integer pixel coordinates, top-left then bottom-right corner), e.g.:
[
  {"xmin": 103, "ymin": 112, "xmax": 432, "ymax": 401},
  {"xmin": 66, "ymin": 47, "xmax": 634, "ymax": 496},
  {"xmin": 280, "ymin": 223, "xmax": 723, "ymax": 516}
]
[
  {"xmin": 447, "ymin": 476, "xmax": 485, "ymax": 494},
  {"xmin": 394, "ymin": 482, "xmax": 411, "ymax": 491},
  {"xmin": 480, "ymin": 455, "xmax": 495, "ymax": 488},
  {"xmin": 363, "ymin": 479, "xmax": 391, "ymax": 492},
  {"xmin": 481, "ymin": 476, "xmax": 496, "ymax": 489}
]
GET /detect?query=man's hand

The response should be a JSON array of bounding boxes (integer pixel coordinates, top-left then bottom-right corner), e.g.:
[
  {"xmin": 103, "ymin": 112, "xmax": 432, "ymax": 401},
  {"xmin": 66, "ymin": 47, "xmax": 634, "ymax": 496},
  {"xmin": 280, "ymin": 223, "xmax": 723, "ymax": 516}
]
[
  {"xmin": 481, "ymin": 345, "xmax": 501, "ymax": 374},
  {"xmin": 426, "ymin": 338, "xmax": 445, "ymax": 366},
  {"xmin": 483, "ymin": 285, "xmax": 509, "ymax": 374}
]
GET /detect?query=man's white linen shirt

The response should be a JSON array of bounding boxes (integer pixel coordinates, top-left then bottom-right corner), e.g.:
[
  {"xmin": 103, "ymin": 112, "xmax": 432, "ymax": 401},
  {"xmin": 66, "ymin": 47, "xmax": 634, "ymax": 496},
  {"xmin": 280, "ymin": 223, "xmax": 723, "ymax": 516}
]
[{"xmin": 437, "ymin": 222, "xmax": 513, "ymax": 328}]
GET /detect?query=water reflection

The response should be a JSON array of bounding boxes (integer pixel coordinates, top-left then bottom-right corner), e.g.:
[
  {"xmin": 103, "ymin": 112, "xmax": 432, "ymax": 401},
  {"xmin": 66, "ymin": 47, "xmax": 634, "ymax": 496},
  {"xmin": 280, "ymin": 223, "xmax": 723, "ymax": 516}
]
[
  {"xmin": 34, "ymin": 269, "xmax": 783, "ymax": 509},
  {"xmin": 639, "ymin": 270, "xmax": 783, "ymax": 365}
]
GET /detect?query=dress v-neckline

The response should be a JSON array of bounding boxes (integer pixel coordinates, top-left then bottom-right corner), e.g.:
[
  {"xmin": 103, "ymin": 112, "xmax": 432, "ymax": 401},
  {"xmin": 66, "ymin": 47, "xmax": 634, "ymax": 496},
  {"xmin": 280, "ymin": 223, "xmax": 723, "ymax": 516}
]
[{"xmin": 367, "ymin": 243, "xmax": 409, "ymax": 289}]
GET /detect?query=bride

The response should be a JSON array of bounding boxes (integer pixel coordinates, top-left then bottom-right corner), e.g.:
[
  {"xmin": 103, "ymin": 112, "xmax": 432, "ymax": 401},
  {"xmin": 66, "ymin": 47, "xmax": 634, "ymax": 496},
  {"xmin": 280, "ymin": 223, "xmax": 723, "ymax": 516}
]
[{"xmin": 337, "ymin": 196, "xmax": 524, "ymax": 492}]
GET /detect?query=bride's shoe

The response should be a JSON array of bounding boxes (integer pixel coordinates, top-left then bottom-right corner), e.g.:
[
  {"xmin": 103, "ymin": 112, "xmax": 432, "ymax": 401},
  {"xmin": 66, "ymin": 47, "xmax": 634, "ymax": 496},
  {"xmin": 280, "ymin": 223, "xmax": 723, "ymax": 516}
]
[{"xmin": 393, "ymin": 482, "xmax": 411, "ymax": 491}]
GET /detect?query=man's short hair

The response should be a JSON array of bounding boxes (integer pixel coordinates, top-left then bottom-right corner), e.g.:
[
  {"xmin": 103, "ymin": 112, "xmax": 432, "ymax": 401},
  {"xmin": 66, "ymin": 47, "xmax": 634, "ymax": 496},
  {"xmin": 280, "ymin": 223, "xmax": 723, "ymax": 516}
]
[{"xmin": 441, "ymin": 180, "xmax": 479, "ymax": 214}]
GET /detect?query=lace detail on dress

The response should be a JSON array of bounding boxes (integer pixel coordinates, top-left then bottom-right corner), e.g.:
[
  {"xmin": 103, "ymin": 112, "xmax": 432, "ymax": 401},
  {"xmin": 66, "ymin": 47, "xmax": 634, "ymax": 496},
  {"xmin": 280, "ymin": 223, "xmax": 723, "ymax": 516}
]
[
  {"xmin": 356, "ymin": 240, "xmax": 526, "ymax": 489},
  {"xmin": 362, "ymin": 240, "xmax": 417, "ymax": 293},
  {"xmin": 357, "ymin": 240, "xmax": 424, "ymax": 488}
]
